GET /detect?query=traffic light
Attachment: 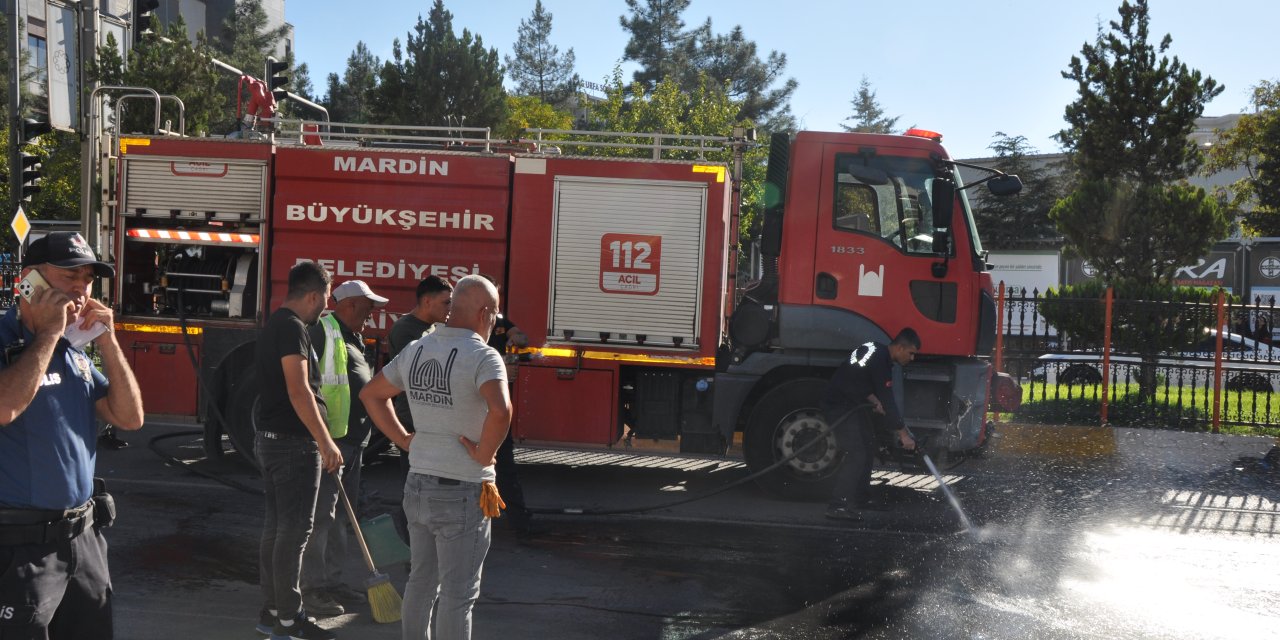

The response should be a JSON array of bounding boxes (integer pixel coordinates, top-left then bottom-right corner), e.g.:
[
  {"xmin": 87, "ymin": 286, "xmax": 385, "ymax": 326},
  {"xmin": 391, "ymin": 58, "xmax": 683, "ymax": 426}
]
[
  {"xmin": 13, "ymin": 118, "xmax": 50, "ymax": 205},
  {"xmin": 135, "ymin": 0, "xmax": 160, "ymax": 42},
  {"xmin": 18, "ymin": 152, "xmax": 41, "ymax": 203},
  {"xmin": 266, "ymin": 57, "xmax": 289, "ymax": 102}
]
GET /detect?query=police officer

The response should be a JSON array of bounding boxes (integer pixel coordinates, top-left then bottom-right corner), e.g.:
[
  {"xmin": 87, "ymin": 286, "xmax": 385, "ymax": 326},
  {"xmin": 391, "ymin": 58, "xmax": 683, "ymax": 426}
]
[
  {"xmin": 0, "ymin": 232, "xmax": 144, "ymax": 639},
  {"xmin": 821, "ymin": 328, "xmax": 919, "ymax": 521}
]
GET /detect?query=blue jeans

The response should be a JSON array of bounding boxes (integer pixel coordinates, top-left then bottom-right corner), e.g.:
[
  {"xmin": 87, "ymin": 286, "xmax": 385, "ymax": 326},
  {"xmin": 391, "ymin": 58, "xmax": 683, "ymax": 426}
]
[
  {"xmin": 256, "ymin": 433, "xmax": 321, "ymax": 620},
  {"xmin": 402, "ymin": 473, "xmax": 491, "ymax": 640}
]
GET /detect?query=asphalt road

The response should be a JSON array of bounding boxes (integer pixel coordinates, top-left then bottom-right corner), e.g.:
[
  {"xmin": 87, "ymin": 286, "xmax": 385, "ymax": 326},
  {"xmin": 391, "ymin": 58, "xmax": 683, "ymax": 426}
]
[{"xmin": 97, "ymin": 422, "xmax": 1280, "ymax": 639}]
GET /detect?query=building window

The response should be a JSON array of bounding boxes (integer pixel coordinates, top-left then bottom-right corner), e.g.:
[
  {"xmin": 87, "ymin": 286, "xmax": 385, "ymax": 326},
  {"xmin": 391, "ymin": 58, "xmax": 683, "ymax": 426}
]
[{"xmin": 27, "ymin": 34, "xmax": 48, "ymax": 88}]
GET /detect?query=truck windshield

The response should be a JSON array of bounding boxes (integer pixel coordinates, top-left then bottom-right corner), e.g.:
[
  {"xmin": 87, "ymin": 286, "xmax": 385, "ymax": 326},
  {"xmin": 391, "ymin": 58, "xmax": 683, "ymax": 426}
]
[{"xmin": 832, "ymin": 153, "xmax": 946, "ymax": 256}]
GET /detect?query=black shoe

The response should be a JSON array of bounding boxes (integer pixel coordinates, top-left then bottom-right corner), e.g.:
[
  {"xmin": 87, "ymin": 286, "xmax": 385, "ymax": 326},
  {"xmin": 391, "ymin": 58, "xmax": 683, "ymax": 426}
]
[
  {"xmin": 270, "ymin": 612, "xmax": 336, "ymax": 640},
  {"xmin": 825, "ymin": 504, "xmax": 862, "ymax": 521},
  {"xmin": 300, "ymin": 590, "xmax": 344, "ymax": 617},
  {"xmin": 256, "ymin": 609, "xmax": 276, "ymax": 635}
]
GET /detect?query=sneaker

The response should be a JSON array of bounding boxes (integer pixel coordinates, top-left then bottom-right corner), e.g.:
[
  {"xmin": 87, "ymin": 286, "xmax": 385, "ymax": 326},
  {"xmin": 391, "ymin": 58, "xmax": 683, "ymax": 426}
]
[
  {"xmin": 825, "ymin": 504, "xmax": 862, "ymax": 521},
  {"xmin": 271, "ymin": 612, "xmax": 336, "ymax": 640},
  {"xmin": 255, "ymin": 609, "xmax": 276, "ymax": 635},
  {"xmin": 301, "ymin": 591, "xmax": 345, "ymax": 617},
  {"xmin": 324, "ymin": 584, "xmax": 366, "ymax": 605}
]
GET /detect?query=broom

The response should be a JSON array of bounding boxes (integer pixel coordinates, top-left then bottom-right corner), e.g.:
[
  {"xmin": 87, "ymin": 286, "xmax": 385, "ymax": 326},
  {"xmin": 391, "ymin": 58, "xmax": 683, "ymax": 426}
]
[{"xmin": 334, "ymin": 472, "xmax": 403, "ymax": 623}]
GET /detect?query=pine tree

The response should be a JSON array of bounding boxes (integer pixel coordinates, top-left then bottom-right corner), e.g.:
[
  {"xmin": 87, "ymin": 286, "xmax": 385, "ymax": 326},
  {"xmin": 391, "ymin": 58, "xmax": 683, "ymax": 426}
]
[
  {"xmin": 373, "ymin": 0, "xmax": 506, "ymax": 129},
  {"xmin": 971, "ymin": 133, "xmax": 1062, "ymax": 250},
  {"xmin": 840, "ymin": 76, "xmax": 899, "ymax": 134},
  {"xmin": 1051, "ymin": 0, "xmax": 1227, "ymax": 287},
  {"xmin": 505, "ymin": 0, "xmax": 579, "ymax": 106},
  {"xmin": 619, "ymin": 0, "xmax": 694, "ymax": 92},
  {"xmin": 685, "ymin": 21, "xmax": 796, "ymax": 127},
  {"xmin": 324, "ymin": 42, "xmax": 381, "ymax": 125}
]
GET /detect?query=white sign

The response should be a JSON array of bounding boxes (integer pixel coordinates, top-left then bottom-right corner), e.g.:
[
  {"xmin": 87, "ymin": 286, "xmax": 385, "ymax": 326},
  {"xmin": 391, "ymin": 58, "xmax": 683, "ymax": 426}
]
[
  {"xmin": 988, "ymin": 251, "xmax": 1060, "ymax": 336},
  {"xmin": 46, "ymin": 2, "xmax": 79, "ymax": 131}
]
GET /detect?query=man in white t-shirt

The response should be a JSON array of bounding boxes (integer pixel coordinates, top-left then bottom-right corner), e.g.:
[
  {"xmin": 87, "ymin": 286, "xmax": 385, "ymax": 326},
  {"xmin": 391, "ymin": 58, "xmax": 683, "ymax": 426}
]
[{"xmin": 360, "ymin": 275, "xmax": 511, "ymax": 640}]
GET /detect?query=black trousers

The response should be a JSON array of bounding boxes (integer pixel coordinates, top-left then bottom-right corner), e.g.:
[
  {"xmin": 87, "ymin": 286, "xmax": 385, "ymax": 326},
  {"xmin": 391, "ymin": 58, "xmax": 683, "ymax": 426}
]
[
  {"xmin": 495, "ymin": 430, "xmax": 530, "ymax": 527},
  {"xmin": 0, "ymin": 529, "xmax": 112, "ymax": 639},
  {"xmin": 831, "ymin": 411, "xmax": 878, "ymax": 507}
]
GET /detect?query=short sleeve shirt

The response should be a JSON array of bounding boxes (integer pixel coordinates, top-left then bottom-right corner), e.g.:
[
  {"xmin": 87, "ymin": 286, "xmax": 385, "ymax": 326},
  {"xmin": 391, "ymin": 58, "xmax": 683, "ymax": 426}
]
[
  {"xmin": 255, "ymin": 308, "xmax": 325, "ymax": 437},
  {"xmin": 382, "ymin": 327, "xmax": 506, "ymax": 482},
  {"xmin": 0, "ymin": 306, "xmax": 110, "ymax": 509}
]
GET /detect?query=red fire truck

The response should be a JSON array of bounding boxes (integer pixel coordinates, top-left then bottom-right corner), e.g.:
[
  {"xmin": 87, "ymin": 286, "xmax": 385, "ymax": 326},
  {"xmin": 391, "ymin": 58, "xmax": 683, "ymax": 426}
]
[{"xmin": 101, "ymin": 114, "xmax": 1020, "ymax": 497}]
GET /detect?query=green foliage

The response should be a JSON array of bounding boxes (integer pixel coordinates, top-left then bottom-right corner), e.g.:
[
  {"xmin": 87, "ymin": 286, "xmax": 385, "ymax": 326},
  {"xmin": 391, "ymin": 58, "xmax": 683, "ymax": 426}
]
[
  {"xmin": 372, "ymin": 0, "xmax": 507, "ymax": 129},
  {"xmin": 497, "ymin": 95, "xmax": 573, "ymax": 140},
  {"xmin": 324, "ymin": 42, "xmax": 381, "ymax": 125},
  {"xmin": 1053, "ymin": 0, "xmax": 1227, "ymax": 290},
  {"xmin": 88, "ymin": 27, "xmax": 225, "ymax": 136},
  {"xmin": 840, "ymin": 76, "xmax": 899, "ymax": 134},
  {"xmin": 505, "ymin": 1, "xmax": 579, "ymax": 106},
  {"xmin": 619, "ymin": 0, "xmax": 795, "ymax": 130},
  {"xmin": 1050, "ymin": 179, "xmax": 1228, "ymax": 284},
  {"xmin": 972, "ymin": 133, "xmax": 1063, "ymax": 249},
  {"xmin": 1203, "ymin": 80, "xmax": 1280, "ymax": 236},
  {"xmin": 1038, "ymin": 280, "xmax": 1235, "ymax": 353},
  {"xmin": 1056, "ymin": 0, "xmax": 1222, "ymax": 184}
]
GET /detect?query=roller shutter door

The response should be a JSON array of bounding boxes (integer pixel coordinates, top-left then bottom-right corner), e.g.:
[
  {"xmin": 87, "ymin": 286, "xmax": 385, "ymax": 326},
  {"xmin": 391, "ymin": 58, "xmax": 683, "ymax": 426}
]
[
  {"xmin": 548, "ymin": 176, "xmax": 706, "ymax": 348},
  {"xmin": 122, "ymin": 157, "xmax": 267, "ymax": 222}
]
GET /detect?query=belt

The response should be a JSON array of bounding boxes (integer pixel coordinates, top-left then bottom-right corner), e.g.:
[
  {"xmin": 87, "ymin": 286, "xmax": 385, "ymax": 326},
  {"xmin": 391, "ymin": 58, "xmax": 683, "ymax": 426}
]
[
  {"xmin": 0, "ymin": 501, "xmax": 95, "ymax": 546},
  {"xmin": 257, "ymin": 430, "xmax": 311, "ymax": 441}
]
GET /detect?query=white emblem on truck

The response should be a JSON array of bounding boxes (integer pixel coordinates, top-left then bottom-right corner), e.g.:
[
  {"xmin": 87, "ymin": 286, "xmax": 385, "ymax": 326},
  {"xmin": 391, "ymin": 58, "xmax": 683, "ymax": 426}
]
[{"xmin": 284, "ymin": 203, "xmax": 495, "ymax": 231}]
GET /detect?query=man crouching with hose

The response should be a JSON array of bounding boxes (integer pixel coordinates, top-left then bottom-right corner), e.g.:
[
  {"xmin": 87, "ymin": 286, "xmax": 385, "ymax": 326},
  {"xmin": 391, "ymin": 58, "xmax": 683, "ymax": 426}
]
[{"xmin": 821, "ymin": 329, "xmax": 920, "ymax": 521}]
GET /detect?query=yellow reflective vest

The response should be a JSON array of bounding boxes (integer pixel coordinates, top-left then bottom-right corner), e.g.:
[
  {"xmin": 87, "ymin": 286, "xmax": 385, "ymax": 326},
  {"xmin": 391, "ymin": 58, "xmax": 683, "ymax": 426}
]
[{"xmin": 318, "ymin": 314, "xmax": 349, "ymax": 439}]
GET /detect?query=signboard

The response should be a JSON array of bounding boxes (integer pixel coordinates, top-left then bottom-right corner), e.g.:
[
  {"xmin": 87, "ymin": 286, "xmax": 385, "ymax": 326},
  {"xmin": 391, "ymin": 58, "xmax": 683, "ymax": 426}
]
[
  {"xmin": 46, "ymin": 2, "xmax": 79, "ymax": 131},
  {"xmin": 987, "ymin": 251, "xmax": 1059, "ymax": 335},
  {"xmin": 599, "ymin": 233, "xmax": 661, "ymax": 295},
  {"xmin": 1066, "ymin": 247, "xmax": 1241, "ymax": 293}
]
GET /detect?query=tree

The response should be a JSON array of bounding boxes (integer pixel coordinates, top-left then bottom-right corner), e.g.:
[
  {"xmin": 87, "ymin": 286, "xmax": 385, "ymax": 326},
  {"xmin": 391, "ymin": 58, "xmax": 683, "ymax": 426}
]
[
  {"xmin": 324, "ymin": 42, "xmax": 381, "ymax": 125},
  {"xmin": 88, "ymin": 26, "xmax": 225, "ymax": 137},
  {"xmin": 1051, "ymin": 0, "xmax": 1228, "ymax": 287},
  {"xmin": 496, "ymin": 95, "xmax": 574, "ymax": 140},
  {"xmin": 505, "ymin": 1, "xmax": 579, "ymax": 106},
  {"xmin": 840, "ymin": 76, "xmax": 900, "ymax": 134},
  {"xmin": 971, "ymin": 133, "xmax": 1062, "ymax": 249},
  {"xmin": 1203, "ymin": 80, "xmax": 1280, "ymax": 236},
  {"xmin": 619, "ymin": 0, "xmax": 694, "ymax": 92},
  {"xmin": 621, "ymin": 3, "xmax": 796, "ymax": 130},
  {"xmin": 684, "ymin": 21, "xmax": 797, "ymax": 127},
  {"xmin": 373, "ymin": 1, "xmax": 507, "ymax": 129}
]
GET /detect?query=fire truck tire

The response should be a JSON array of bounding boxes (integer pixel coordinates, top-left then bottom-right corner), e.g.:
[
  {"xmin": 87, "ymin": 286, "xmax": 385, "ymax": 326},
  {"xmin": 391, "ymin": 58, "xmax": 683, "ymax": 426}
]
[
  {"xmin": 225, "ymin": 369, "xmax": 261, "ymax": 468},
  {"xmin": 744, "ymin": 379, "xmax": 839, "ymax": 500}
]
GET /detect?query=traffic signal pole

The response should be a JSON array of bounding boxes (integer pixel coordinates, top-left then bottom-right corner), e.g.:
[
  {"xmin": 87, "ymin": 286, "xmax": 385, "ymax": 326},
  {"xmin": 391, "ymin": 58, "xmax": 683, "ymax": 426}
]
[{"xmin": 8, "ymin": 0, "xmax": 22, "ymax": 223}]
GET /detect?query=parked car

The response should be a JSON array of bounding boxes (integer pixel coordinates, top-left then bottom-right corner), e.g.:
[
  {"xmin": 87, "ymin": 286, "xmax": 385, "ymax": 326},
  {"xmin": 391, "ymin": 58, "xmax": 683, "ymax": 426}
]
[{"xmin": 1027, "ymin": 330, "xmax": 1280, "ymax": 392}]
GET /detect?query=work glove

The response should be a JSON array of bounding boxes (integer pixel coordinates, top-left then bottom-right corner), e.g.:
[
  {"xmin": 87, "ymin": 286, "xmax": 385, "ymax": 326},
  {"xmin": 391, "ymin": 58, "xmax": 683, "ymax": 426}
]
[{"xmin": 480, "ymin": 481, "xmax": 506, "ymax": 518}]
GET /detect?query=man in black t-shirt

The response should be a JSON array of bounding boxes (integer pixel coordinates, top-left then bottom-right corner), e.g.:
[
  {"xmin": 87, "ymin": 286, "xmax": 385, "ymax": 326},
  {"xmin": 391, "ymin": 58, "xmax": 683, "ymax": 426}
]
[
  {"xmin": 820, "ymin": 328, "xmax": 919, "ymax": 521},
  {"xmin": 253, "ymin": 261, "xmax": 340, "ymax": 640}
]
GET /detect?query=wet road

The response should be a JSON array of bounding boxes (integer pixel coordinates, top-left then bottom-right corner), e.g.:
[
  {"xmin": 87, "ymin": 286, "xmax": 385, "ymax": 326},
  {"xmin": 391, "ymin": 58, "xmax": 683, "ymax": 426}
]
[{"xmin": 101, "ymin": 423, "xmax": 1279, "ymax": 639}]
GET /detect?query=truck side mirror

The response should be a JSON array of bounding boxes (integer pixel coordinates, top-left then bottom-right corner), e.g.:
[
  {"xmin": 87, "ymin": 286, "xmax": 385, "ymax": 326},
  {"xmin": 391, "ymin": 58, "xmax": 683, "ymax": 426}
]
[
  {"xmin": 987, "ymin": 174, "xmax": 1023, "ymax": 196},
  {"xmin": 931, "ymin": 177, "xmax": 955, "ymax": 226},
  {"xmin": 932, "ymin": 227, "xmax": 951, "ymax": 256}
]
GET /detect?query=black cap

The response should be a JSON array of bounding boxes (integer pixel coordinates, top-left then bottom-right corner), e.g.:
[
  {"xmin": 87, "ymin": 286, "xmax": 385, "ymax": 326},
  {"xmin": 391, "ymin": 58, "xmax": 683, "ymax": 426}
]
[{"xmin": 23, "ymin": 232, "xmax": 115, "ymax": 278}]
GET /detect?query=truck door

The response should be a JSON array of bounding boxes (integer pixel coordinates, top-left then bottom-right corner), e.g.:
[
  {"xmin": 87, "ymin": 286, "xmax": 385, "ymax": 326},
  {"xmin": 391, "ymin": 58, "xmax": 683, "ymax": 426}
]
[{"xmin": 810, "ymin": 145, "xmax": 975, "ymax": 356}]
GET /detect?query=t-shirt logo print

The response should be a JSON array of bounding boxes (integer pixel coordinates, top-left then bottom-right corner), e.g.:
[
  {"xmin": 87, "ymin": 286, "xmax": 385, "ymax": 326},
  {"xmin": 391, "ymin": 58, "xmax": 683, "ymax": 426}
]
[{"xmin": 409, "ymin": 347, "xmax": 458, "ymax": 407}]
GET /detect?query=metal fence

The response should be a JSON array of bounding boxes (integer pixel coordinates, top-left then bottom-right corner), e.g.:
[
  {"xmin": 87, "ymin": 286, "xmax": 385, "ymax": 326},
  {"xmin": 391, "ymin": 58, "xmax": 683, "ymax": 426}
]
[{"xmin": 996, "ymin": 286, "xmax": 1280, "ymax": 431}]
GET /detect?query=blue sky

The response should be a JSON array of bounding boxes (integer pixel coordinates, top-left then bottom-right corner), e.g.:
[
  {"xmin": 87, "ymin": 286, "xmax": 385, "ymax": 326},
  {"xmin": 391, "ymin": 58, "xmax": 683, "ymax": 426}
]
[{"xmin": 290, "ymin": 0, "xmax": 1275, "ymax": 160}]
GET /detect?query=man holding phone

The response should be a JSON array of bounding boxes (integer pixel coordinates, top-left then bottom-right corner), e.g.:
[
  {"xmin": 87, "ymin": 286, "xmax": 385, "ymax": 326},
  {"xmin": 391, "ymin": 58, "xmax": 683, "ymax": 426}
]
[{"xmin": 0, "ymin": 231, "xmax": 144, "ymax": 639}]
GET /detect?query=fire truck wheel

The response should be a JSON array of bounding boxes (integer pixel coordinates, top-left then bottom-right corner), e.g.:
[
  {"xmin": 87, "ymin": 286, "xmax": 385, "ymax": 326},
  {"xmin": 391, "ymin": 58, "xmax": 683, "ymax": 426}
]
[
  {"xmin": 744, "ymin": 379, "xmax": 839, "ymax": 500},
  {"xmin": 225, "ymin": 369, "xmax": 261, "ymax": 468}
]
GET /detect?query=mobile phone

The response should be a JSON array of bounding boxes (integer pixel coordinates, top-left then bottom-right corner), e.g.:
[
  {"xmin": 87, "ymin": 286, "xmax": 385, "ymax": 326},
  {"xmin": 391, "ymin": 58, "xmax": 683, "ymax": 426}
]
[{"xmin": 16, "ymin": 269, "xmax": 50, "ymax": 303}]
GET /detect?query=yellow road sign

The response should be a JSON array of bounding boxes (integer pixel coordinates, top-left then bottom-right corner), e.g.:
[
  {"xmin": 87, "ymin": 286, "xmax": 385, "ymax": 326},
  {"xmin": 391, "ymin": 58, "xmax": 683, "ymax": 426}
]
[{"xmin": 11, "ymin": 206, "xmax": 31, "ymax": 245}]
